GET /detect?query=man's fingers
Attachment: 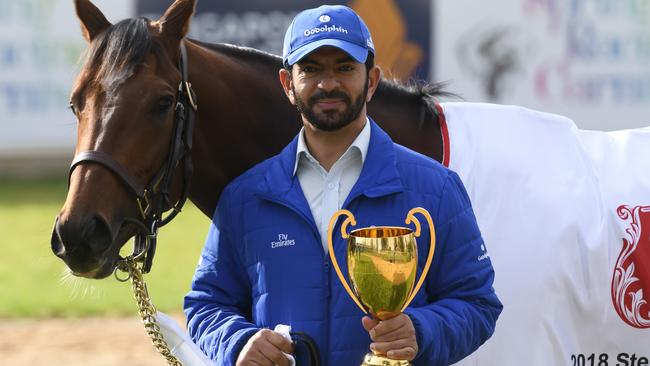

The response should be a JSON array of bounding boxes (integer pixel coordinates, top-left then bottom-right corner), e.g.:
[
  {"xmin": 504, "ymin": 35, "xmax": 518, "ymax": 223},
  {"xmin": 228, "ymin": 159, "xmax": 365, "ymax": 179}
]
[
  {"xmin": 265, "ymin": 330, "xmax": 295, "ymax": 354},
  {"xmin": 235, "ymin": 357, "xmax": 264, "ymax": 366},
  {"xmin": 247, "ymin": 350, "xmax": 272, "ymax": 366},
  {"xmin": 257, "ymin": 341, "xmax": 291, "ymax": 366},
  {"xmin": 371, "ymin": 315, "xmax": 408, "ymax": 338},
  {"xmin": 257, "ymin": 329, "xmax": 293, "ymax": 365},
  {"xmin": 237, "ymin": 329, "xmax": 293, "ymax": 366},
  {"xmin": 237, "ymin": 345, "xmax": 272, "ymax": 366},
  {"xmin": 371, "ymin": 326, "xmax": 410, "ymax": 342},
  {"xmin": 387, "ymin": 346, "xmax": 418, "ymax": 361},
  {"xmin": 370, "ymin": 339, "xmax": 413, "ymax": 354},
  {"xmin": 371, "ymin": 340, "xmax": 418, "ymax": 361},
  {"xmin": 361, "ymin": 316, "xmax": 379, "ymax": 332}
]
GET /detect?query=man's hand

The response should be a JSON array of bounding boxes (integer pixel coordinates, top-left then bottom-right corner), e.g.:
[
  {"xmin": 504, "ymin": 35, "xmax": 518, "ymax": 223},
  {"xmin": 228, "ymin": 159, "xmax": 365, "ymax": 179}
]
[
  {"xmin": 236, "ymin": 328, "xmax": 294, "ymax": 366},
  {"xmin": 362, "ymin": 314, "xmax": 418, "ymax": 361}
]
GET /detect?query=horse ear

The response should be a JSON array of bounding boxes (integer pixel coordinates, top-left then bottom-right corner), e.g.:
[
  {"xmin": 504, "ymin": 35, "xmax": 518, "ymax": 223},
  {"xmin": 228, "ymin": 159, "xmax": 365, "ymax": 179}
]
[
  {"xmin": 74, "ymin": 0, "xmax": 111, "ymax": 42},
  {"xmin": 158, "ymin": 0, "xmax": 196, "ymax": 41}
]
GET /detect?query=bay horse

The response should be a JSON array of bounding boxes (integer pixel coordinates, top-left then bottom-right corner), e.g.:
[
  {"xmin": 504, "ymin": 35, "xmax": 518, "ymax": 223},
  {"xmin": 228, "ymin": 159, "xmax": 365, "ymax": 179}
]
[{"xmin": 51, "ymin": 0, "xmax": 447, "ymax": 279}]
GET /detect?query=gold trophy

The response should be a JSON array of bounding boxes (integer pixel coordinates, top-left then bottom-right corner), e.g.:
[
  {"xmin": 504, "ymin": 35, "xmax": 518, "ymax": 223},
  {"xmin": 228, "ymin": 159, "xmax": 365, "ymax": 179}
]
[{"xmin": 327, "ymin": 207, "xmax": 436, "ymax": 366}]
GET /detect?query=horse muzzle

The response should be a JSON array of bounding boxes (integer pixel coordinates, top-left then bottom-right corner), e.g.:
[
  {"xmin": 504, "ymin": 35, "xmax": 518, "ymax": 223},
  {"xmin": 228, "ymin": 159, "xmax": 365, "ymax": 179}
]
[{"xmin": 51, "ymin": 214, "xmax": 119, "ymax": 278}]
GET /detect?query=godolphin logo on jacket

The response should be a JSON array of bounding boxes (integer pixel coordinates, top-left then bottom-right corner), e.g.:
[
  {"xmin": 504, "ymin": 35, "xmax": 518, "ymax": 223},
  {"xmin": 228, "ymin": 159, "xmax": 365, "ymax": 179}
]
[
  {"xmin": 271, "ymin": 233, "xmax": 296, "ymax": 249},
  {"xmin": 478, "ymin": 244, "xmax": 490, "ymax": 262}
]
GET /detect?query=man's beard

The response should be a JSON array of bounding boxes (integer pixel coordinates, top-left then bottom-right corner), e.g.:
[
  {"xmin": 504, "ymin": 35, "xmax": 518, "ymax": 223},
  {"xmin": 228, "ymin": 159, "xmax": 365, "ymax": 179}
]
[{"xmin": 293, "ymin": 77, "xmax": 368, "ymax": 132}]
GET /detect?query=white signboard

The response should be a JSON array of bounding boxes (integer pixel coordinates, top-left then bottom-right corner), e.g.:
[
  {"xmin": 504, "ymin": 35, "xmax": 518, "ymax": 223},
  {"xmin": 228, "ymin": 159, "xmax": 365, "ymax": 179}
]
[
  {"xmin": 0, "ymin": 0, "xmax": 134, "ymax": 158},
  {"xmin": 434, "ymin": 0, "xmax": 650, "ymax": 130}
]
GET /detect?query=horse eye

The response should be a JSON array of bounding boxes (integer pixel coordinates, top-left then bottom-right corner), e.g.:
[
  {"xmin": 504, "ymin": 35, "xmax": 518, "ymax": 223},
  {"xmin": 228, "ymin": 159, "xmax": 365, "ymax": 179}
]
[
  {"xmin": 155, "ymin": 96, "xmax": 175, "ymax": 115},
  {"xmin": 69, "ymin": 102, "xmax": 77, "ymax": 115}
]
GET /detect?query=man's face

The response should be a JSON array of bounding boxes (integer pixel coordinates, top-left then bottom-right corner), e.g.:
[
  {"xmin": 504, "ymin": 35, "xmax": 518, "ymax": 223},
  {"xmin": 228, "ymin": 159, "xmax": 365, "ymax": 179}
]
[{"xmin": 290, "ymin": 46, "xmax": 368, "ymax": 132}]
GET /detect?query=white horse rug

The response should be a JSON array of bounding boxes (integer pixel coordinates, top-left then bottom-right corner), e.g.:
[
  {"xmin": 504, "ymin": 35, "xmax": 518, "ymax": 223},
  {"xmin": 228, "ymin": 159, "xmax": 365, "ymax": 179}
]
[{"xmin": 440, "ymin": 103, "xmax": 650, "ymax": 366}]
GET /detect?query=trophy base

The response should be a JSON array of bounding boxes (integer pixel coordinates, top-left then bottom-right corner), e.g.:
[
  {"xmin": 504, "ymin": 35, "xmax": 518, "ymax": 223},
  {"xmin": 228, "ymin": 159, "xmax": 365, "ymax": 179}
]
[{"xmin": 361, "ymin": 353, "xmax": 411, "ymax": 366}]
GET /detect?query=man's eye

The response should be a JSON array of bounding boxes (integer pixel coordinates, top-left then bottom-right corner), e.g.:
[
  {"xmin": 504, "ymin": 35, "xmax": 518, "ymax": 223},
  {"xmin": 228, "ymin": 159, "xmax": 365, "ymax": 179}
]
[
  {"xmin": 339, "ymin": 65, "xmax": 354, "ymax": 72},
  {"xmin": 302, "ymin": 66, "xmax": 318, "ymax": 73}
]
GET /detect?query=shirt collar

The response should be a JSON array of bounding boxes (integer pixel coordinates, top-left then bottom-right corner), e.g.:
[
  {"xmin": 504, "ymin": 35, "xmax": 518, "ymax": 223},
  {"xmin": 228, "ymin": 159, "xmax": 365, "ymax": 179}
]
[
  {"xmin": 256, "ymin": 118, "xmax": 404, "ymax": 210},
  {"xmin": 293, "ymin": 117, "xmax": 371, "ymax": 175}
]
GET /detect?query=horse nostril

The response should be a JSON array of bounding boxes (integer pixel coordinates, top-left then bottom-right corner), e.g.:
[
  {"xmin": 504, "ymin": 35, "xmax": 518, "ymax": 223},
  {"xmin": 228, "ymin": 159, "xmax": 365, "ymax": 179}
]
[
  {"xmin": 51, "ymin": 217, "xmax": 66, "ymax": 258},
  {"xmin": 85, "ymin": 216, "xmax": 113, "ymax": 255},
  {"xmin": 50, "ymin": 214, "xmax": 114, "ymax": 265}
]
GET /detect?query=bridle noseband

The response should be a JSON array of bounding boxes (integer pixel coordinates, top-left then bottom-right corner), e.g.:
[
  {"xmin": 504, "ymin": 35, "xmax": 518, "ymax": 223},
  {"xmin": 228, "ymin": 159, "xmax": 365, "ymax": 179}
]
[{"xmin": 68, "ymin": 41, "xmax": 197, "ymax": 274}]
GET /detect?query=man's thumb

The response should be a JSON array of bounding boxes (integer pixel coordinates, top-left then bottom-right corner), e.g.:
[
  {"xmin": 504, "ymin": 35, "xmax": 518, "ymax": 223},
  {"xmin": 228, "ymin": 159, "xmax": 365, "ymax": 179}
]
[{"xmin": 361, "ymin": 316, "xmax": 378, "ymax": 332}]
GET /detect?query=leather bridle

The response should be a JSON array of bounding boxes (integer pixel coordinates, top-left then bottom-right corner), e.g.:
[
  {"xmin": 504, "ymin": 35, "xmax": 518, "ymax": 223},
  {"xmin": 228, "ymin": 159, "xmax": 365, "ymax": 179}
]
[{"xmin": 68, "ymin": 41, "xmax": 197, "ymax": 274}]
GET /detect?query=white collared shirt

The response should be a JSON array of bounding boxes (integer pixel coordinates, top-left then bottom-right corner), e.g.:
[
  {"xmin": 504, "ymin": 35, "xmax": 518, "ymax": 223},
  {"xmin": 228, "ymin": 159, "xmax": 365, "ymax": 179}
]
[{"xmin": 293, "ymin": 119, "xmax": 371, "ymax": 253}]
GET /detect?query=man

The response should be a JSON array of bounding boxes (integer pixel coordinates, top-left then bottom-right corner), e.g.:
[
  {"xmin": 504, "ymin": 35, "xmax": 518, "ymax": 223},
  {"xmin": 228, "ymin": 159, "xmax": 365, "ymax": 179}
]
[{"xmin": 185, "ymin": 5, "xmax": 502, "ymax": 365}]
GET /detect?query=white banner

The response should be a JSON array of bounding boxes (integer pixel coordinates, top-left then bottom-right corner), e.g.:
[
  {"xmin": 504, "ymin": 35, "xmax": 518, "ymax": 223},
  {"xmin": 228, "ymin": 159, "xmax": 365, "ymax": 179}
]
[
  {"xmin": 0, "ymin": 0, "xmax": 134, "ymax": 157},
  {"xmin": 435, "ymin": 0, "xmax": 650, "ymax": 131}
]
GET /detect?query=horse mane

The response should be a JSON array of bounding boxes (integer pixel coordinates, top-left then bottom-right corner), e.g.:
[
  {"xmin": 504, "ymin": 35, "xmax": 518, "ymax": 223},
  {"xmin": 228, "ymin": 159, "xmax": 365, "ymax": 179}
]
[
  {"xmin": 375, "ymin": 79, "xmax": 452, "ymax": 111},
  {"xmin": 195, "ymin": 40, "xmax": 283, "ymax": 70}
]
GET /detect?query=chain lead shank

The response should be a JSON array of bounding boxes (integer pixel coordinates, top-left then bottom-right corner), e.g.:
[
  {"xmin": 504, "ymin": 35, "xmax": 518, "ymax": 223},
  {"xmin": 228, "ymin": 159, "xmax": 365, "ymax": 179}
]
[{"xmin": 119, "ymin": 258, "xmax": 184, "ymax": 366}]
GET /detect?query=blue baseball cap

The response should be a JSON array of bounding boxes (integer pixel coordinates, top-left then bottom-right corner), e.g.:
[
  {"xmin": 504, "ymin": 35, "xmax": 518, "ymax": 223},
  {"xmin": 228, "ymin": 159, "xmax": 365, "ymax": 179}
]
[{"xmin": 283, "ymin": 5, "xmax": 375, "ymax": 66}]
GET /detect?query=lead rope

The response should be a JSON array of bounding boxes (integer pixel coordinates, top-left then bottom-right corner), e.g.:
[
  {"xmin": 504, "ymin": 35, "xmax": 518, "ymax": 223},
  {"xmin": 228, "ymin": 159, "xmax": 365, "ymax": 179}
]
[{"xmin": 116, "ymin": 258, "xmax": 184, "ymax": 366}]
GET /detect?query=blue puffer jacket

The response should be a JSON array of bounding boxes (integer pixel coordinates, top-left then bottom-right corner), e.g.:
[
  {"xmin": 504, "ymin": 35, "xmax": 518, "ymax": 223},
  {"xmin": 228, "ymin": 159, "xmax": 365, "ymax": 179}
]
[{"xmin": 184, "ymin": 120, "xmax": 502, "ymax": 365}]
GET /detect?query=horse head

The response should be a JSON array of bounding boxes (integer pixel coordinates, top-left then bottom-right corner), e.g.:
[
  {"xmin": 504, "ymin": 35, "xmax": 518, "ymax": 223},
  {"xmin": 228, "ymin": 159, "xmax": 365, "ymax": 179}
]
[{"xmin": 51, "ymin": 0, "xmax": 197, "ymax": 279}]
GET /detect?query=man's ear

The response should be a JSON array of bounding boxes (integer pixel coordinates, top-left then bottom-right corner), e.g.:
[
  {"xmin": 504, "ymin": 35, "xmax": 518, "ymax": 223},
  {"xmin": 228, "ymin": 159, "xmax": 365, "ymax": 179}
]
[
  {"xmin": 279, "ymin": 68, "xmax": 297, "ymax": 105},
  {"xmin": 366, "ymin": 65, "xmax": 382, "ymax": 103},
  {"xmin": 74, "ymin": 0, "xmax": 111, "ymax": 43}
]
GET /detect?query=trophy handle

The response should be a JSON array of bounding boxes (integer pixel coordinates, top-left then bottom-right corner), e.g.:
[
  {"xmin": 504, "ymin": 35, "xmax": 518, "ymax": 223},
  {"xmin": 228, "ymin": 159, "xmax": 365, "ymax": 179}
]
[
  {"xmin": 327, "ymin": 209, "xmax": 367, "ymax": 314},
  {"xmin": 401, "ymin": 207, "xmax": 436, "ymax": 312}
]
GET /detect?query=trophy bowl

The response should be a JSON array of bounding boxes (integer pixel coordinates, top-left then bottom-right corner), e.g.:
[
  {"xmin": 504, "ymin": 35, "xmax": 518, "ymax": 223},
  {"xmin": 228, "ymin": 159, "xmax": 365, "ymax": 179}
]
[
  {"xmin": 328, "ymin": 208, "xmax": 436, "ymax": 366},
  {"xmin": 348, "ymin": 226, "xmax": 417, "ymax": 321}
]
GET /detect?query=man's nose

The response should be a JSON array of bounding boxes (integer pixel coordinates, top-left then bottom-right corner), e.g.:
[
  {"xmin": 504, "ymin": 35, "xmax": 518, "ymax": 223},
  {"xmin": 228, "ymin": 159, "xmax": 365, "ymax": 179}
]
[{"xmin": 318, "ymin": 72, "xmax": 340, "ymax": 92}]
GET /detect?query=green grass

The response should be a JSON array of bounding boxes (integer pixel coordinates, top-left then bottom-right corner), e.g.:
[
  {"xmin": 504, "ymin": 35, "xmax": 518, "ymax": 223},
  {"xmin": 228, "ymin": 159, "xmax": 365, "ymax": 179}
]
[{"xmin": 0, "ymin": 175, "xmax": 209, "ymax": 318}]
